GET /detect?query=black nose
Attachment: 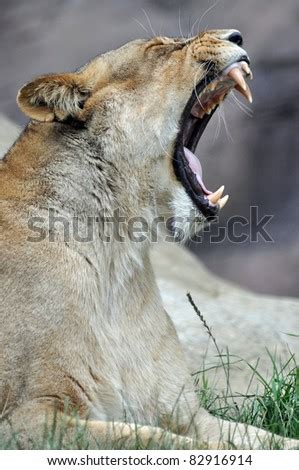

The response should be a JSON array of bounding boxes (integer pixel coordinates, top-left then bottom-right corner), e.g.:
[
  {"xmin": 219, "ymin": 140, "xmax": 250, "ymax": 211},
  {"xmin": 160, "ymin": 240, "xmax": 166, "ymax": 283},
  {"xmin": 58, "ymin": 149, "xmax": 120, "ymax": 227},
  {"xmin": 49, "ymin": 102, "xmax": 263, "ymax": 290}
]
[{"xmin": 228, "ymin": 31, "xmax": 243, "ymax": 47}]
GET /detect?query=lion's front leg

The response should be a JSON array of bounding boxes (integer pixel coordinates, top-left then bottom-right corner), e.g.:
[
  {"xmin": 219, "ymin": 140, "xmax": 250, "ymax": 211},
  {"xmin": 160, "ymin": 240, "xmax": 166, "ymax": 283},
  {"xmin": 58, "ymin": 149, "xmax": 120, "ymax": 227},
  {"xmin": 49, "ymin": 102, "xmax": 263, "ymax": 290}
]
[
  {"xmin": 190, "ymin": 407, "xmax": 299, "ymax": 450},
  {"xmin": 2, "ymin": 400, "xmax": 196, "ymax": 449}
]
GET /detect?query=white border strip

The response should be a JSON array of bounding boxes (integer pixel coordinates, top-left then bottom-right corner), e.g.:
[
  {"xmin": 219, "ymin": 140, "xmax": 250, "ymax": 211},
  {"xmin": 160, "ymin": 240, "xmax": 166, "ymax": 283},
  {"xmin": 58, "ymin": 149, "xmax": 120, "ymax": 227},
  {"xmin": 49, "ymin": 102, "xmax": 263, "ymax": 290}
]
[{"xmin": 0, "ymin": 450, "xmax": 297, "ymax": 469}]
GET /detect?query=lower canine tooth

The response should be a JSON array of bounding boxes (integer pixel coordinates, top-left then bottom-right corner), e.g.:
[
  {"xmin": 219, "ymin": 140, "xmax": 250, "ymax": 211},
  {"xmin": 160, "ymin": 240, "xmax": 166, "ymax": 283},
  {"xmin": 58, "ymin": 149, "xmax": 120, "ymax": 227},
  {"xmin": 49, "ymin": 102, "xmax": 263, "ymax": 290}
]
[
  {"xmin": 219, "ymin": 194, "xmax": 229, "ymax": 209},
  {"xmin": 207, "ymin": 185, "xmax": 225, "ymax": 204}
]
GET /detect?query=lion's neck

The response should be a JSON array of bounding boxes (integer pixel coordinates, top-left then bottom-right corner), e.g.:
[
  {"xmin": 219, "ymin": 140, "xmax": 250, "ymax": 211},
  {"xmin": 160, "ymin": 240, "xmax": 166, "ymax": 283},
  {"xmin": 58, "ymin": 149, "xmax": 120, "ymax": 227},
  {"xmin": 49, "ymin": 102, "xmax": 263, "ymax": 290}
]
[
  {"xmin": 53, "ymin": 177, "xmax": 160, "ymax": 320},
  {"xmin": 67, "ymin": 233, "xmax": 161, "ymax": 322}
]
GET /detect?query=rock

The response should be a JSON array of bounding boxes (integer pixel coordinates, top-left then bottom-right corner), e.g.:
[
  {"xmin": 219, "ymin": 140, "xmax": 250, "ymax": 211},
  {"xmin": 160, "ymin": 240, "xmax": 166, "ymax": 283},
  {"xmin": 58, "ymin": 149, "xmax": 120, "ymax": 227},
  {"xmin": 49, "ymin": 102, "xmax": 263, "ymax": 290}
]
[
  {"xmin": 0, "ymin": 114, "xmax": 20, "ymax": 156},
  {"xmin": 151, "ymin": 242, "xmax": 299, "ymax": 393}
]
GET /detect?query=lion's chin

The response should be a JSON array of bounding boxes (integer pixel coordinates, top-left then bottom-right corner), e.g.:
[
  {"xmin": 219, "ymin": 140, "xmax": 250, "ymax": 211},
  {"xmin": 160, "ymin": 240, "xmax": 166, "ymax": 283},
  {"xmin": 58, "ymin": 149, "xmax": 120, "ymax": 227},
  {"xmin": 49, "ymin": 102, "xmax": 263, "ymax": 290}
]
[{"xmin": 169, "ymin": 187, "xmax": 206, "ymax": 242}]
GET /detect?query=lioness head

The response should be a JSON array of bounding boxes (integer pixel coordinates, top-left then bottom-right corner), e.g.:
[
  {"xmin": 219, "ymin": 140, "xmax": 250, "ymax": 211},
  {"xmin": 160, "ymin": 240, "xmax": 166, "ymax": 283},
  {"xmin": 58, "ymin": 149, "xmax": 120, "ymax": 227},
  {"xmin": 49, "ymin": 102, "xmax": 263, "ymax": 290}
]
[{"xmin": 17, "ymin": 30, "xmax": 252, "ymax": 241}]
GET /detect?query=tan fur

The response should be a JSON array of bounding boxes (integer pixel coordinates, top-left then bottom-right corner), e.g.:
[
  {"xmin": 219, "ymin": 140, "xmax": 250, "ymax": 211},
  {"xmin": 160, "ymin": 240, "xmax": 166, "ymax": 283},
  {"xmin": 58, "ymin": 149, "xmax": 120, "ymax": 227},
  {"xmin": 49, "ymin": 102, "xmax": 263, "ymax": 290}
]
[{"xmin": 0, "ymin": 30, "xmax": 298, "ymax": 449}]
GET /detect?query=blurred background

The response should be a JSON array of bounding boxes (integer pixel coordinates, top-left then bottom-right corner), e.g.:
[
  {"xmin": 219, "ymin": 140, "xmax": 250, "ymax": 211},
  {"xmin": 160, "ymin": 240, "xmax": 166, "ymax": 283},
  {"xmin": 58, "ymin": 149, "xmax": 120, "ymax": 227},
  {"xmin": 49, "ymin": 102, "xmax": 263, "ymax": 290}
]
[{"xmin": 0, "ymin": 0, "xmax": 298, "ymax": 297}]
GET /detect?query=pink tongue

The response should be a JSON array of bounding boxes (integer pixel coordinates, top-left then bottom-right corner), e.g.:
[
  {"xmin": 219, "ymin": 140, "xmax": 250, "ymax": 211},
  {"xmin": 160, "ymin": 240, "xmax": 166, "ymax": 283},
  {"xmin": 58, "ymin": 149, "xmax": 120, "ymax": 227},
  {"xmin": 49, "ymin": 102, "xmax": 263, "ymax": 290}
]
[{"xmin": 183, "ymin": 147, "xmax": 212, "ymax": 195}]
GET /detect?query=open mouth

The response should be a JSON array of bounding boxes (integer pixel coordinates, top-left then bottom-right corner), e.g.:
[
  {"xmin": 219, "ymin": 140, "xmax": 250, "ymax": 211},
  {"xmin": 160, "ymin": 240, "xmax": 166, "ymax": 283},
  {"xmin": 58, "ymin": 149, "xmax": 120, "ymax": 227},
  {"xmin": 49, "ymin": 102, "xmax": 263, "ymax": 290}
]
[{"xmin": 173, "ymin": 60, "xmax": 253, "ymax": 220}]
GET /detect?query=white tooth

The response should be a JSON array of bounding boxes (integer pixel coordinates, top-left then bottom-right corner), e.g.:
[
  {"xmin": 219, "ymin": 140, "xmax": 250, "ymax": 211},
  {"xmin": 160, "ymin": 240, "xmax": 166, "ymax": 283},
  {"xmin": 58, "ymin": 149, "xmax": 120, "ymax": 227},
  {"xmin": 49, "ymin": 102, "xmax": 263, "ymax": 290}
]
[
  {"xmin": 235, "ymin": 83, "xmax": 253, "ymax": 103},
  {"xmin": 227, "ymin": 67, "xmax": 247, "ymax": 91},
  {"xmin": 207, "ymin": 185, "xmax": 225, "ymax": 204},
  {"xmin": 209, "ymin": 102, "xmax": 218, "ymax": 113},
  {"xmin": 241, "ymin": 62, "xmax": 253, "ymax": 80},
  {"xmin": 218, "ymin": 194, "xmax": 229, "ymax": 209}
]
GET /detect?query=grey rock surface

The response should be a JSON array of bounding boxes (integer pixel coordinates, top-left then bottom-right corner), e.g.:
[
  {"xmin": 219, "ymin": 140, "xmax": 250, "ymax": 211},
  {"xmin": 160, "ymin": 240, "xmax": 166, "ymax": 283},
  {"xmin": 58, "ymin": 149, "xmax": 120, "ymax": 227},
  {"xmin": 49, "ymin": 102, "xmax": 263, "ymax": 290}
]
[
  {"xmin": 151, "ymin": 242, "xmax": 299, "ymax": 393},
  {"xmin": 0, "ymin": 115, "xmax": 20, "ymax": 156}
]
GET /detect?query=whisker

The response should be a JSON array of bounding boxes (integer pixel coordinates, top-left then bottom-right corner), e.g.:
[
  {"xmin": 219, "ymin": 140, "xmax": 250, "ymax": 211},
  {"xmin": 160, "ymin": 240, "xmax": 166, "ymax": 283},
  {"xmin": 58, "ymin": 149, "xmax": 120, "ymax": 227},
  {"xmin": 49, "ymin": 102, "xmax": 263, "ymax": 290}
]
[
  {"xmin": 193, "ymin": 0, "xmax": 222, "ymax": 35},
  {"xmin": 188, "ymin": 15, "xmax": 193, "ymax": 39},
  {"xmin": 178, "ymin": 8, "xmax": 187, "ymax": 42},
  {"xmin": 156, "ymin": 133, "xmax": 173, "ymax": 160},
  {"xmin": 218, "ymin": 105, "xmax": 233, "ymax": 142},
  {"xmin": 132, "ymin": 18, "xmax": 151, "ymax": 38},
  {"xmin": 230, "ymin": 100, "xmax": 253, "ymax": 118},
  {"xmin": 213, "ymin": 109, "xmax": 222, "ymax": 143},
  {"xmin": 141, "ymin": 8, "xmax": 156, "ymax": 37},
  {"xmin": 190, "ymin": 17, "xmax": 200, "ymax": 37},
  {"xmin": 193, "ymin": 70, "xmax": 205, "ymax": 109},
  {"xmin": 228, "ymin": 94, "xmax": 252, "ymax": 118},
  {"xmin": 230, "ymin": 91, "xmax": 253, "ymax": 117}
]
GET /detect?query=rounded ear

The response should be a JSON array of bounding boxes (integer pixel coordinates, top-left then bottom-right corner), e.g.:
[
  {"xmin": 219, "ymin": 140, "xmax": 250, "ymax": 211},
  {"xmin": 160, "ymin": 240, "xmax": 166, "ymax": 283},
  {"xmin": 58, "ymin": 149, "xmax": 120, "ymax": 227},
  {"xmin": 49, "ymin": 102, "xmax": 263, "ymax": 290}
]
[{"xmin": 17, "ymin": 73, "xmax": 91, "ymax": 122}]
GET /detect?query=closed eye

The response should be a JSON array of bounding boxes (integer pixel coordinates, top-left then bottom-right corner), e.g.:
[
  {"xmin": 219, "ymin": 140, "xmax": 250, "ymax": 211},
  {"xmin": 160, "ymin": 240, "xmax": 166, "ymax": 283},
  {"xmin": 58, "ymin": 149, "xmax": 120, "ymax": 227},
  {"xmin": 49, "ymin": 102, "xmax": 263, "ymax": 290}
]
[{"xmin": 144, "ymin": 38, "xmax": 186, "ymax": 54}]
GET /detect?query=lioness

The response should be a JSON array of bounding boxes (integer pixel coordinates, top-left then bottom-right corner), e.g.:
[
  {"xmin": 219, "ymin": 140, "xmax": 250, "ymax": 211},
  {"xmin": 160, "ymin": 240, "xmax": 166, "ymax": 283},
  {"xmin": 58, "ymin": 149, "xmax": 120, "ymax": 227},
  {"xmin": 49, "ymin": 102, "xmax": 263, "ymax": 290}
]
[{"xmin": 0, "ymin": 30, "xmax": 297, "ymax": 449}]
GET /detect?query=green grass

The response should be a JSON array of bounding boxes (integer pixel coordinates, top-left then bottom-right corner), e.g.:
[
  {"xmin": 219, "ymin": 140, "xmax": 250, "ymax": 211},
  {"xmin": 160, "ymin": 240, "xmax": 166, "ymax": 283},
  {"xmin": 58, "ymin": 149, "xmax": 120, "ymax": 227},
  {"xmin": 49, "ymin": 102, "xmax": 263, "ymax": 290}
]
[
  {"xmin": 188, "ymin": 293, "xmax": 299, "ymax": 443},
  {"xmin": 1, "ymin": 297, "xmax": 298, "ymax": 449},
  {"xmin": 196, "ymin": 351, "xmax": 299, "ymax": 441}
]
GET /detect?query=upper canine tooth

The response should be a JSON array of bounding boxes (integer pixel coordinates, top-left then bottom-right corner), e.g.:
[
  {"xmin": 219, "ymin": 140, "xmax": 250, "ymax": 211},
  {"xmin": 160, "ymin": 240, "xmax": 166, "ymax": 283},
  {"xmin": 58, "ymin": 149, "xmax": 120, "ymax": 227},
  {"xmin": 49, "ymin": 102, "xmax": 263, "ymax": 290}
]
[
  {"xmin": 219, "ymin": 194, "xmax": 229, "ymax": 209},
  {"xmin": 235, "ymin": 83, "xmax": 253, "ymax": 103},
  {"xmin": 227, "ymin": 67, "xmax": 247, "ymax": 91},
  {"xmin": 207, "ymin": 185, "xmax": 225, "ymax": 204}
]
